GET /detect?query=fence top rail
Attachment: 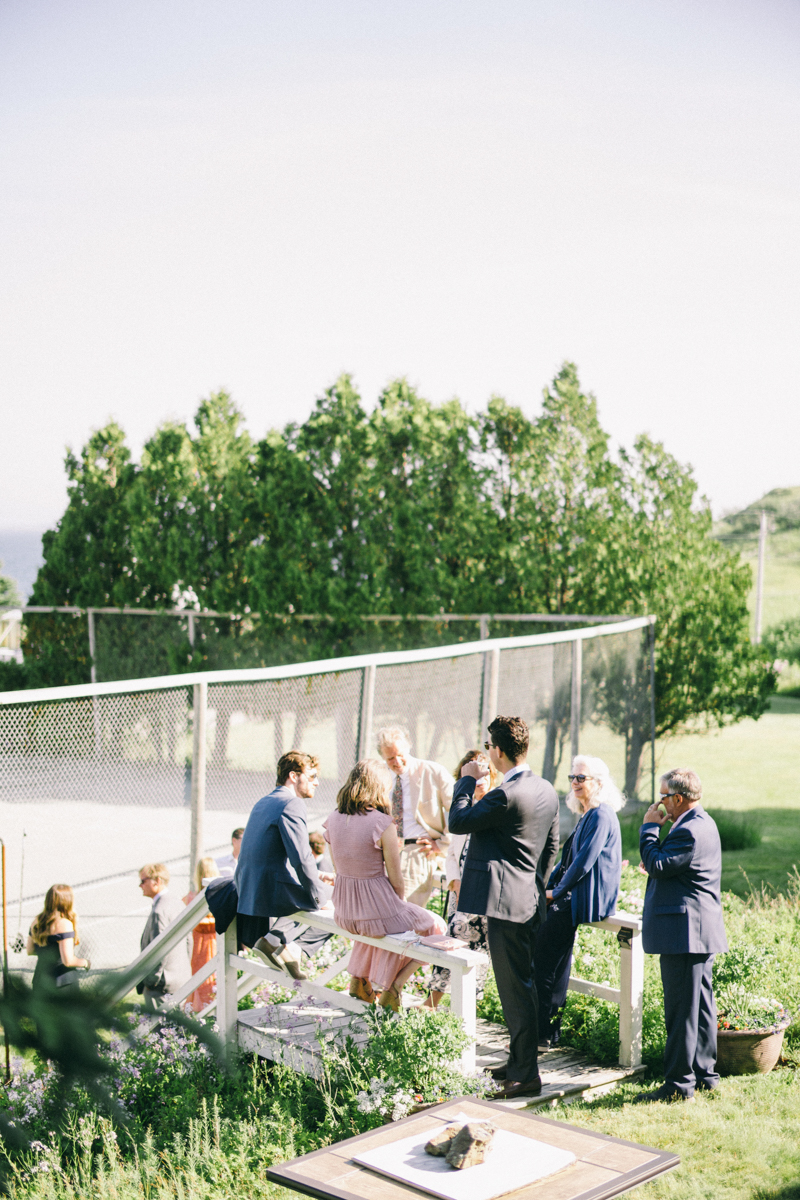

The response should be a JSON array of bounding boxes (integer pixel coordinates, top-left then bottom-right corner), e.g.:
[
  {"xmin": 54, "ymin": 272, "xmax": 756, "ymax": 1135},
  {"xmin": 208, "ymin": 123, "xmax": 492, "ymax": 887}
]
[
  {"xmin": 8, "ymin": 606, "xmax": 633, "ymax": 624},
  {"xmin": 0, "ymin": 614, "xmax": 655, "ymax": 707}
]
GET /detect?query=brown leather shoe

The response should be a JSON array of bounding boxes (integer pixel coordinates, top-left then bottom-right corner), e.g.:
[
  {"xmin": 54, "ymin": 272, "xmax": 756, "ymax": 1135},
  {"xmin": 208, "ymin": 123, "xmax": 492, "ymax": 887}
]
[{"xmin": 490, "ymin": 1077, "xmax": 543, "ymax": 1100}]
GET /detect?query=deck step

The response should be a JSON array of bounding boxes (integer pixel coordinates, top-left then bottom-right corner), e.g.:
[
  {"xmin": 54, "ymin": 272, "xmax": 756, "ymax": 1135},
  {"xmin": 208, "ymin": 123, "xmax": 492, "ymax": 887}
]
[{"xmin": 237, "ymin": 1004, "xmax": 644, "ymax": 1101}]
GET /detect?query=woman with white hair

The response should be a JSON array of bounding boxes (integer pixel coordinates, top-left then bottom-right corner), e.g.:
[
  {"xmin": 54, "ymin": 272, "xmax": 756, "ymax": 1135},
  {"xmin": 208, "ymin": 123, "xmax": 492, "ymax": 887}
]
[{"xmin": 533, "ymin": 755, "xmax": 624, "ymax": 1047}]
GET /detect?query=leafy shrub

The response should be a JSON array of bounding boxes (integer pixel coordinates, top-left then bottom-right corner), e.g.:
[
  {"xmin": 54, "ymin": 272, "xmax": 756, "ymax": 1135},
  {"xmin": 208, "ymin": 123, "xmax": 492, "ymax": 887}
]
[
  {"xmin": 619, "ymin": 808, "xmax": 761, "ymax": 856},
  {"xmin": 707, "ymin": 809, "xmax": 762, "ymax": 851}
]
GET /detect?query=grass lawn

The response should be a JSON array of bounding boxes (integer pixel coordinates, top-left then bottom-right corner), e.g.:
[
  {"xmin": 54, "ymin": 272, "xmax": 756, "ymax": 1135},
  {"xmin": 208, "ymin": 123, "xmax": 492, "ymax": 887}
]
[
  {"xmin": 651, "ymin": 711, "xmax": 800, "ymax": 897},
  {"xmin": 550, "ymin": 1072, "xmax": 800, "ymax": 1200}
]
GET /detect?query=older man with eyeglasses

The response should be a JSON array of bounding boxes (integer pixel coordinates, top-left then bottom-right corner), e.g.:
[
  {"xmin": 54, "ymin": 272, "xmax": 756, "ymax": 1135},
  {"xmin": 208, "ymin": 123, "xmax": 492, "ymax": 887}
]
[{"xmin": 635, "ymin": 768, "xmax": 728, "ymax": 1103}]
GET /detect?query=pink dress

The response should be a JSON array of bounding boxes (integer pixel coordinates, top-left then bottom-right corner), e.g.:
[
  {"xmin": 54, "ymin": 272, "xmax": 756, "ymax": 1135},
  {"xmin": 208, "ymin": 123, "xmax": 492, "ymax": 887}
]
[{"xmin": 324, "ymin": 809, "xmax": 445, "ymax": 991}]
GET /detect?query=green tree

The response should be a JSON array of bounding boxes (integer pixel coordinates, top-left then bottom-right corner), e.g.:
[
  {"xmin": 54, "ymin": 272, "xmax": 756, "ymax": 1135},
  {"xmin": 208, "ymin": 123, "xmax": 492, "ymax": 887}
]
[
  {"xmin": 0, "ymin": 559, "xmax": 21, "ymax": 609},
  {"xmin": 8, "ymin": 363, "xmax": 775, "ymax": 795},
  {"xmin": 595, "ymin": 435, "xmax": 775, "ymax": 793}
]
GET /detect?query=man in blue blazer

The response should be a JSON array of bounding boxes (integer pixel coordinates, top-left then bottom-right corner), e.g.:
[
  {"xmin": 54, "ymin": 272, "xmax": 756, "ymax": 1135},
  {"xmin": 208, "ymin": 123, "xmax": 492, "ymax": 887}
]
[
  {"xmin": 236, "ymin": 750, "xmax": 329, "ymax": 958},
  {"xmin": 449, "ymin": 715, "xmax": 559, "ymax": 1100},
  {"xmin": 635, "ymin": 768, "xmax": 728, "ymax": 1102}
]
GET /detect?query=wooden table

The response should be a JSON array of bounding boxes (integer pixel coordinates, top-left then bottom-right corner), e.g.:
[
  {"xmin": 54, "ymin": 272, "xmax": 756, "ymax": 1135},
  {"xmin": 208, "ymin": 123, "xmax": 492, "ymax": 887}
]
[{"xmin": 267, "ymin": 1095, "xmax": 679, "ymax": 1200}]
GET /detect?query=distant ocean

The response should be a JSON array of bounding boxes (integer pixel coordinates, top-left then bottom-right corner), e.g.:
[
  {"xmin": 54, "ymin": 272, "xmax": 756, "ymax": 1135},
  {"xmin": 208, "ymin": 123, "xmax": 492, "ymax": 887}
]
[{"xmin": 0, "ymin": 530, "xmax": 45, "ymax": 603}]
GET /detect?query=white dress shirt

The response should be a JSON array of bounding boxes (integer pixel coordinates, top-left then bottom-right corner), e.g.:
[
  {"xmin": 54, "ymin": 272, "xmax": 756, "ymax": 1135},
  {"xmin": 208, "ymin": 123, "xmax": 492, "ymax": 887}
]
[
  {"xmin": 503, "ymin": 762, "xmax": 531, "ymax": 784},
  {"xmin": 401, "ymin": 763, "xmax": 427, "ymax": 840}
]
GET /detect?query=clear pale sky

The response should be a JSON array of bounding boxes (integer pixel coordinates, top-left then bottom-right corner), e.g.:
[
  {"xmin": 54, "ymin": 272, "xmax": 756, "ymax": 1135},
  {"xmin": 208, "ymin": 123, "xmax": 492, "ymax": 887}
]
[{"xmin": 2, "ymin": 0, "xmax": 798, "ymax": 532}]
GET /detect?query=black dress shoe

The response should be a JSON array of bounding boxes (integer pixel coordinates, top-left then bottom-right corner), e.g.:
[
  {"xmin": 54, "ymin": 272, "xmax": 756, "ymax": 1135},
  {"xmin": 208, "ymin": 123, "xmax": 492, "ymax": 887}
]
[
  {"xmin": 489, "ymin": 1065, "xmax": 507, "ymax": 1081},
  {"xmin": 490, "ymin": 1077, "xmax": 543, "ymax": 1100},
  {"xmin": 632, "ymin": 1084, "xmax": 693, "ymax": 1104},
  {"xmin": 695, "ymin": 1080, "xmax": 719, "ymax": 1093}
]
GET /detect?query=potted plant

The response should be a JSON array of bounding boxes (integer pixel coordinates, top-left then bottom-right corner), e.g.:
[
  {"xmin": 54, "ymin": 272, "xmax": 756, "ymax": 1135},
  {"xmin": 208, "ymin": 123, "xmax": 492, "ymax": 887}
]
[{"xmin": 716, "ymin": 985, "xmax": 793, "ymax": 1076}]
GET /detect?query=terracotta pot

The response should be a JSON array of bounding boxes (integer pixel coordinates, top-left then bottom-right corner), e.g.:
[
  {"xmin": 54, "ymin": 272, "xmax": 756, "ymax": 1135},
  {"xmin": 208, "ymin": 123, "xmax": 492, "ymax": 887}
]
[{"xmin": 716, "ymin": 1014, "xmax": 792, "ymax": 1076}]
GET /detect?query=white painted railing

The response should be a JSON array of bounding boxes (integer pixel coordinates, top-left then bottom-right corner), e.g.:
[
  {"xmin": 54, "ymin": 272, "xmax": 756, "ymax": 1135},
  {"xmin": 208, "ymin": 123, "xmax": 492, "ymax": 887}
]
[
  {"xmin": 110, "ymin": 899, "xmax": 642, "ymax": 1071},
  {"xmin": 567, "ymin": 911, "xmax": 644, "ymax": 1068}
]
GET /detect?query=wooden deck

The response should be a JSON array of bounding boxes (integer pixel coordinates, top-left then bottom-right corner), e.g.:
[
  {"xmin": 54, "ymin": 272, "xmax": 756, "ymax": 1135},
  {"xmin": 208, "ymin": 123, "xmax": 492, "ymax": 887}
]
[{"xmin": 237, "ymin": 998, "xmax": 644, "ymax": 1106}]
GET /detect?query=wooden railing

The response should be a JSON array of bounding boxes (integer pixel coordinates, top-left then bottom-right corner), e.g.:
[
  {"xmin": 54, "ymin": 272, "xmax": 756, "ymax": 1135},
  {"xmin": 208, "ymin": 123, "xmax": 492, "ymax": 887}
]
[
  {"xmin": 567, "ymin": 911, "xmax": 644, "ymax": 1068},
  {"xmin": 111, "ymin": 899, "xmax": 644, "ymax": 1070}
]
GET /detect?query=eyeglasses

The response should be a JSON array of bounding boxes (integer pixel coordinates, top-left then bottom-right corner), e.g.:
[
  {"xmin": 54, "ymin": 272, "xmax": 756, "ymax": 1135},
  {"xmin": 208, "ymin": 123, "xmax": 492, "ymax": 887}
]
[
  {"xmin": 483, "ymin": 741, "xmax": 495, "ymax": 751},
  {"xmin": 568, "ymin": 775, "xmax": 592, "ymax": 784},
  {"xmin": 138, "ymin": 878, "xmax": 152, "ymax": 887}
]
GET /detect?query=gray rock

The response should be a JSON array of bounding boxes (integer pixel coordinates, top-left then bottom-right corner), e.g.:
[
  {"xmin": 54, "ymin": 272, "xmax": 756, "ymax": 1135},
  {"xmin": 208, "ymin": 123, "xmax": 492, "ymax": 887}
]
[
  {"xmin": 425, "ymin": 1124, "xmax": 462, "ymax": 1156},
  {"xmin": 445, "ymin": 1121, "xmax": 496, "ymax": 1169}
]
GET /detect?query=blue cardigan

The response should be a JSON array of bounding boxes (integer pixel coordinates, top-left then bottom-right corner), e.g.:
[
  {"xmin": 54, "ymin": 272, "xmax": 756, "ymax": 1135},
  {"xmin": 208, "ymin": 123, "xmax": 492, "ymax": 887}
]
[{"xmin": 548, "ymin": 802, "xmax": 622, "ymax": 925}]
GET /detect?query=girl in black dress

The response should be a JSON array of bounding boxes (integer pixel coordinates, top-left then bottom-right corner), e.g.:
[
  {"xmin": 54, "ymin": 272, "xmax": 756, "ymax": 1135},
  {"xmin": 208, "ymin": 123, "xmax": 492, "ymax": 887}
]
[{"xmin": 27, "ymin": 883, "xmax": 89, "ymax": 990}]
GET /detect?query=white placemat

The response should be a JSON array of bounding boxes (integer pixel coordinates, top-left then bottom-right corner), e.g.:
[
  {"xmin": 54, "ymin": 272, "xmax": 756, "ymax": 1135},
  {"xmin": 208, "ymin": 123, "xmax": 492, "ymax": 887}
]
[{"xmin": 352, "ymin": 1112, "xmax": 576, "ymax": 1200}]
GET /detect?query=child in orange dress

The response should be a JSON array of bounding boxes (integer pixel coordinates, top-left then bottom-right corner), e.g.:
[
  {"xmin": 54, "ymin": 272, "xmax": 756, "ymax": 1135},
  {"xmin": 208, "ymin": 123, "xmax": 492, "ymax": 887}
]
[{"xmin": 183, "ymin": 855, "xmax": 220, "ymax": 1013}]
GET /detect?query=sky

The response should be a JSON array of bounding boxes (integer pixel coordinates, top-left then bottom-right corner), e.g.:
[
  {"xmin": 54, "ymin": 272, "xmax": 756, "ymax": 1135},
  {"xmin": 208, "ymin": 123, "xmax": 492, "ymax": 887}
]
[{"xmin": 2, "ymin": 0, "xmax": 799, "ymax": 537}]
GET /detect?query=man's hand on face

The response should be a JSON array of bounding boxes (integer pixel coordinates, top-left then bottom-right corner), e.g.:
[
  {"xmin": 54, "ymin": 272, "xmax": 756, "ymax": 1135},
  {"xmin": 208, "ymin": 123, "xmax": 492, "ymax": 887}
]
[
  {"xmin": 643, "ymin": 801, "xmax": 669, "ymax": 826},
  {"xmin": 461, "ymin": 760, "xmax": 490, "ymax": 781}
]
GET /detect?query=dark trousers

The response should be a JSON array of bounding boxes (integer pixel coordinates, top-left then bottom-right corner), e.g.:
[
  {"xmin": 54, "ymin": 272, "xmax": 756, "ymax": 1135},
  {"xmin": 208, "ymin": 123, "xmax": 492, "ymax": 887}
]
[
  {"xmin": 660, "ymin": 953, "xmax": 718, "ymax": 1096},
  {"xmin": 487, "ymin": 913, "xmax": 542, "ymax": 1084},
  {"xmin": 533, "ymin": 904, "xmax": 577, "ymax": 1041},
  {"xmin": 237, "ymin": 913, "xmax": 331, "ymax": 958}
]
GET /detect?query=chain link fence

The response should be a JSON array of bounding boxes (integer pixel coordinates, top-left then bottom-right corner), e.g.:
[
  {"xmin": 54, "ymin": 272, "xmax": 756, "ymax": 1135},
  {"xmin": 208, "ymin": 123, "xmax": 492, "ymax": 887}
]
[{"xmin": 0, "ymin": 617, "xmax": 654, "ymax": 972}]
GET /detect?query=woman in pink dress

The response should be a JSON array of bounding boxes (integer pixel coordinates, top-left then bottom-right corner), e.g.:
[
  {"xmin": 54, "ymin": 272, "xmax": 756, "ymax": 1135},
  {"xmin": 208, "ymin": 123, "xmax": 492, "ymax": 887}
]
[{"xmin": 324, "ymin": 760, "xmax": 446, "ymax": 1011}]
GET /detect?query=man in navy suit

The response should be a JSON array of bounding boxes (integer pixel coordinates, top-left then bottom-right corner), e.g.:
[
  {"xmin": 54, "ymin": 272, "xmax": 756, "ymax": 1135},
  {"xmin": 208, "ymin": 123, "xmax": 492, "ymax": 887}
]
[
  {"xmin": 236, "ymin": 750, "xmax": 330, "ymax": 964},
  {"xmin": 449, "ymin": 715, "xmax": 559, "ymax": 1101},
  {"xmin": 635, "ymin": 768, "xmax": 728, "ymax": 1102}
]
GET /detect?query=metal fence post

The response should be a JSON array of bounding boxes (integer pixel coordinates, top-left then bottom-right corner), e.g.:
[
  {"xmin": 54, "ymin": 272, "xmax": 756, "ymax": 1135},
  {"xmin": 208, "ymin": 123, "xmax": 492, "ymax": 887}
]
[
  {"xmin": 570, "ymin": 637, "xmax": 582, "ymax": 761},
  {"xmin": 87, "ymin": 607, "xmax": 97, "ymax": 685},
  {"xmin": 480, "ymin": 648, "xmax": 500, "ymax": 737},
  {"xmin": 648, "ymin": 618, "xmax": 657, "ymax": 807},
  {"xmin": 617, "ymin": 926, "xmax": 644, "ymax": 1067},
  {"xmin": 357, "ymin": 664, "xmax": 376, "ymax": 759},
  {"xmin": 190, "ymin": 681, "xmax": 207, "ymax": 877}
]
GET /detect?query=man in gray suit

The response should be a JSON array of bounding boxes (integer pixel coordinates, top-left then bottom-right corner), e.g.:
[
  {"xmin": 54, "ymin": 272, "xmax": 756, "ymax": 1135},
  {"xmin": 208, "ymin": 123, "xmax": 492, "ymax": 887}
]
[
  {"xmin": 635, "ymin": 768, "xmax": 728, "ymax": 1102},
  {"xmin": 138, "ymin": 863, "xmax": 191, "ymax": 1011},
  {"xmin": 449, "ymin": 715, "xmax": 559, "ymax": 1101},
  {"xmin": 235, "ymin": 750, "xmax": 329, "ymax": 960}
]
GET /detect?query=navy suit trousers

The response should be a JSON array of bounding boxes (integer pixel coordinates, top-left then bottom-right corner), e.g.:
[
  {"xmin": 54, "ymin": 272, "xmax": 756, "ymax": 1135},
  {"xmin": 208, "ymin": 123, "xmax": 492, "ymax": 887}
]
[
  {"xmin": 533, "ymin": 904, "xmax": 577, "ymax": 1041},
  {"xmin": 660, "ymin": 953, "xmax": 719, "ymax": 1095},
  {"xmin": 487, "ymin": 913, "xmax": 542, "ymax": 1084}
]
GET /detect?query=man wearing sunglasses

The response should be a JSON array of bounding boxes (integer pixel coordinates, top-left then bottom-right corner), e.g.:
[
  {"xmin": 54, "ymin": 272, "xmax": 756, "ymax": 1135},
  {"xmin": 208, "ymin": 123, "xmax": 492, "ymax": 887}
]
[
  {"xmin": 449, "ymin": 715, "xmax": 559, "ymax": 1100},
  {"xmin": 635, "ymin": 768, "xmax": 728, "ymax": 1103}
]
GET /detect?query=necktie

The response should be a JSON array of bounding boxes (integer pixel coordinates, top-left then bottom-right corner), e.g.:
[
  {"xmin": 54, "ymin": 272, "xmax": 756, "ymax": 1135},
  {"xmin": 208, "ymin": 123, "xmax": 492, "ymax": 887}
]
[{"xmin": 392, "ymin": 774, "xmax": 404, "ymax": 838}]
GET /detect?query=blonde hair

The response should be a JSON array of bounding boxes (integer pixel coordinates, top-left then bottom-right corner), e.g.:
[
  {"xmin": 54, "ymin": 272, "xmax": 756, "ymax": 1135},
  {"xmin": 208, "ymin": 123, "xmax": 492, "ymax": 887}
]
[
  {"xmin": 454, "ymin": 748, "xmax": 500, "ymax": 789},
  {"xmin": 30, "ymin": 884, "xmax": 79, "ymax": 948},
  {"xmin": 139, "ymin": 862, "xmax": 170, "ymax": 885},
  {"xmin": 567, "ymin": 756, "xmax": 625, "ymax": 814},
  {"xmin": 195, "ymin": 856, "xmax": 220, "ymax": 891},
  {"xmin": 337, "ymin": 759, "xmax": 394, "ymax": 816}
]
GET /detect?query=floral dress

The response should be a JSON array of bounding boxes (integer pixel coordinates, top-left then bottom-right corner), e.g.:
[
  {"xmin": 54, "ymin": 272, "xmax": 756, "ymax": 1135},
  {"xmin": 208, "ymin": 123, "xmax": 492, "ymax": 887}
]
[{"xmin": 429, "ymin": 835, "xmax": 490, "ymax": 997}]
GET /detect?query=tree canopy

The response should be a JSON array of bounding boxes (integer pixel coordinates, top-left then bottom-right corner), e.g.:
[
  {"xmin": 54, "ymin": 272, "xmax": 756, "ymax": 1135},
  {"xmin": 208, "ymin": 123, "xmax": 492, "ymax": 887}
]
[{"xmin": 8, "ymin": 363, "xmax": 775, "ymax": 785}]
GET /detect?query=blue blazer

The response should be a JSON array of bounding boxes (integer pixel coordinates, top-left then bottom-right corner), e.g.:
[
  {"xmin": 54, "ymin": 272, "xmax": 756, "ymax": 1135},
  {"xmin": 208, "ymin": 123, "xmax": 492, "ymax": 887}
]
[
  {"xmin": 235, "ymin": 786, "xmax": 325, "ymax": 918},
  {"xmin": 549, "ymin": 803, "xmax": 622, "ymax": 925},
  {"xmin": 640, "ymin": 806, "xmax": 728, "ymax": 956},
  {"xmin": 449, "ymin": 771, "xmax": 559, "ymax": 924}
]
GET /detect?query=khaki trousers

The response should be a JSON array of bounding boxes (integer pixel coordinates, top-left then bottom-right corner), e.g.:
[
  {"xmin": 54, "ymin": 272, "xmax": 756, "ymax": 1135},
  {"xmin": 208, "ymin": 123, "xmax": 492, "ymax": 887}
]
[{"xmin": 400, "ymin": 843, "xmax": 441, "ymax": 909}]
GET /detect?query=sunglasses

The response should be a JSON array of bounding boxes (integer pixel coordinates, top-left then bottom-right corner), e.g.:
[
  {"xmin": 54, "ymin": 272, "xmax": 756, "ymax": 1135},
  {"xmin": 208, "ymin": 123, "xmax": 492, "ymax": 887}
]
[
  {"xmin": 483, "ymin": 742, "xmax": 495, "ymax": 751},
  {"xmin": 567, "ymin": 774, "xmax": 592, "ymax": 784}
]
